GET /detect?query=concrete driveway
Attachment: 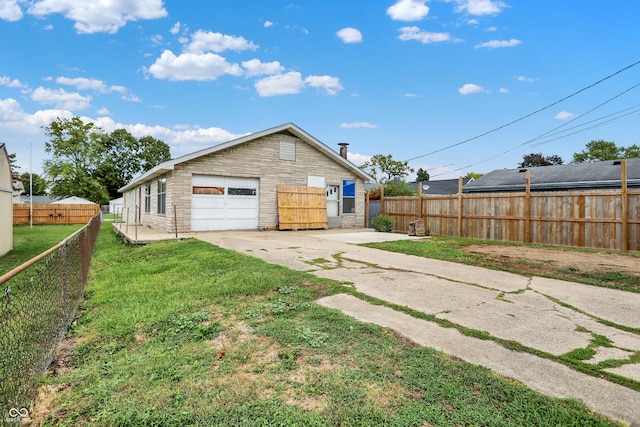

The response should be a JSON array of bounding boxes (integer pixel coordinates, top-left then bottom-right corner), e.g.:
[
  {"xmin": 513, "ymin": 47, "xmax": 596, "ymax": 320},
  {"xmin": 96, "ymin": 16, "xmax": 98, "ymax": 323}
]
[{"xmin": 195, "ymin": 229, "xmax": 640, "ymax": 426}]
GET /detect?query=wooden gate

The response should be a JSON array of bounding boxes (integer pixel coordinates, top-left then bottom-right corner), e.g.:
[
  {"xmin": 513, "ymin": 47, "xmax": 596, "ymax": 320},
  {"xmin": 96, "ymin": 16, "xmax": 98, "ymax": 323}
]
[{"xmin": 277, "ymin": 185, "xmax": 328, "ymax": 230}]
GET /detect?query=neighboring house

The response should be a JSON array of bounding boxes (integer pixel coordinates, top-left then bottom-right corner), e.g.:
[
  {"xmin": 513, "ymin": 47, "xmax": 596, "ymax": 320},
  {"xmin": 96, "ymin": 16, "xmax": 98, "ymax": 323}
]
[
  {"xmin": 118, "ymin": 123, "xmax": 374, "ymax": 233},
  {"xmin": 0, "ymin": 143, "xmax": 13, "ymax": 256},
  {"xmin": 109, "ymin": 197, "xmax": 123, "ymax": 214},
  {"xmin": 411, "ymin": 178, "xmax": 473, "ymax": 195},
  {"xmin": 52, "ymin": 196, "xmax": 95, "ymax": 204},
  {"xmin": 13, "ymin": 195, "xmax": 58, "ymax": 204},
  {"xmin": 464, "ymin": 159, "xmax": 640, "ymax": 193}
]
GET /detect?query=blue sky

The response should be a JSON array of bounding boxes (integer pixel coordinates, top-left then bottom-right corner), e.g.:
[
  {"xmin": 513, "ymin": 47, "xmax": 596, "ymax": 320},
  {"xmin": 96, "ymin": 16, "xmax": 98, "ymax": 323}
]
[{"xmin": 1, "ymin": 0, "xmax": 639, "ymax": 181}]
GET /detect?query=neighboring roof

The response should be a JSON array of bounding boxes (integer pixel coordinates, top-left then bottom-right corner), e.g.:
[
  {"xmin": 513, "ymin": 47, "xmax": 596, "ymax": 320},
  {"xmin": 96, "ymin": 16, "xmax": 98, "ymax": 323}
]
[
  {"xmin": 13, "ymin": 195, "xmax": 59, "ymax": 204},
  {"xmin": 464, "ymin": 158, "xmax": 640, "ymax": 193},
  {"xmin": 109, "ymin": 197, "xmax": 124, "ymax": 204},
  {"xmin": 119, "ymin": 122, "xmax": 375, "ymax": 192},
  {"xmin": 52, "ymin": 196, "xmax": 95, "ymax": 204},
  {"xmin": 411, "ymin": 178, "xmax": 472, "ymax": 195}
]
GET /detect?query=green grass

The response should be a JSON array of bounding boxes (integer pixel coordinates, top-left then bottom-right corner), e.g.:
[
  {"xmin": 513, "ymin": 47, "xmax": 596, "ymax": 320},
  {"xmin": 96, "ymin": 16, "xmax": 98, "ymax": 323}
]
[
  {"xmin": 0, "ymin": 224, "xmax": 84, "ymax": 275},
  {"xmin": 33, "ymin": 223, "xmax": 622, "ymax": 426},
  {"xmin": 364, "ymin": 236, "xmax": 640, "ymax": 292}
]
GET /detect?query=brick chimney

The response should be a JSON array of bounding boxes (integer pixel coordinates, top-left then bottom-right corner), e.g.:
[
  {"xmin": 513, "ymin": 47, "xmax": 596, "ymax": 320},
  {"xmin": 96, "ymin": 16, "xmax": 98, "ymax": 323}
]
[{"xmin": 338, "ymin": 142, "xmax": 349, "ymax": 159}]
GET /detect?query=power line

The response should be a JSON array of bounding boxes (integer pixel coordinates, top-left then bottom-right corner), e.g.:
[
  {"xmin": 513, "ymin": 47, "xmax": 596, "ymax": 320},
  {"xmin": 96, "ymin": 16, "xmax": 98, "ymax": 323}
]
[{"xmin": 404, "ymin": 59, "xmax": 640, "ymax": 163}]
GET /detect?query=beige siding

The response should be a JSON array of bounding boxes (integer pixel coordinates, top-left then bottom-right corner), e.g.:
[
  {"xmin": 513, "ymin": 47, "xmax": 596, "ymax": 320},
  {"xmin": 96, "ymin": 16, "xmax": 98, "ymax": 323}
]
[
  {"xmin": 0, "ymin": 148, "xmax": 12, "ymax": 255},
  {"xmin": 123, "ymin": 134, "xmax": 365, "ymax": 233}
]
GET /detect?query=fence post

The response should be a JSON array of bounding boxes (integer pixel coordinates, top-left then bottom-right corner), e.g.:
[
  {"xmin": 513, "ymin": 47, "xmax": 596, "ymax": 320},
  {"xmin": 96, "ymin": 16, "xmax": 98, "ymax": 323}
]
[
  {"xmin": 418, "ymin": 181, "xmax": 423, "ymax": 220},
  {"xmin": 457, "ymin": 177, "xmax": 463, "ymax": 237},
  {"xmin": 525, "ymin": 170, "xmax": 531, "ymax": 243},
  {"xmin": 621, "ymin": 160, "xmax": 628, "ymax": 252},
  {"xmin": 174, "ymin": 205, "xmax": 178, "ymax": 238},
  {"xmin": 365, "ymin": 191, "xmax": 370, "ymax": 228},
  {"xmin": 380, "ymin": 184, "xmax": 385, "ymax": 215}
]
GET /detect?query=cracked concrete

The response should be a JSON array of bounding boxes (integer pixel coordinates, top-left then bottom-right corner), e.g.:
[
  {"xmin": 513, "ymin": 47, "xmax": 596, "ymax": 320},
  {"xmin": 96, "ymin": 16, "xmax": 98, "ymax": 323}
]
[{"xmin": 191, "ymin": 229, "xmax": 640, "ymax": 426}]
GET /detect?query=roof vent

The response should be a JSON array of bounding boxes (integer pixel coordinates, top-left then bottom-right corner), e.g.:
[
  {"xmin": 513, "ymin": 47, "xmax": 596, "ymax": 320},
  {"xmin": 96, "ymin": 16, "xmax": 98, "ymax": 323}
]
[
  {"xmin": 613, "ymin": 160, "xmax": 622, "ymax": 165},
  {"xmin": 518, "ymin": 168, "xmax": 527, "ymax": 173}
]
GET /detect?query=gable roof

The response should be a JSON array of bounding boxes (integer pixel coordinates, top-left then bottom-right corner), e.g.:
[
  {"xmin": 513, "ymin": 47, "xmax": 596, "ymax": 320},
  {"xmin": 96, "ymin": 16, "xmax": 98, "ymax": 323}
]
[
  {"xmin": 119, "ymin": 122, "xmax": 374, "ymax": 192},
  {"xmin": 464, "ymin": 158, "xmax": 640, "ymax": 193}
]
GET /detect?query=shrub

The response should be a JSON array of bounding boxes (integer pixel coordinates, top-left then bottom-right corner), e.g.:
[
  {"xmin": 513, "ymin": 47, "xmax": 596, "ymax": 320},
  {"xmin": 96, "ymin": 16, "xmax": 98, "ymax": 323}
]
[{"xmin": 372, "ymin": 214, "xmax": 394, "ymax": 232}]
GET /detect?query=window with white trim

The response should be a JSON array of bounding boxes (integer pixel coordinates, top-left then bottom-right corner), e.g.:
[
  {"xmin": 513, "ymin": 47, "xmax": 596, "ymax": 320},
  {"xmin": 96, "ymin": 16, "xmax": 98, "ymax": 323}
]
[
  {"xmin": 342, "ymin": 179, "xmax": 355, "ymax": 214},
  {"xmin": 144, "ymin": 183, "xmax": 151, "ymax": 213},
  {"xmin": 157, "ymin": 177, "xmax": 166, "ymax": 215}
]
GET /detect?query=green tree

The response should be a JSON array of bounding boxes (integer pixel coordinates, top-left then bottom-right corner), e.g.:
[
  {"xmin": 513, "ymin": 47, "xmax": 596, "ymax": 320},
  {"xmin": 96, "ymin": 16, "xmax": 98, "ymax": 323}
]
[
  {"xmin": 96, "ymin": 130, "xmax": 171, "ymax": 199},
  {"xmin": 416, "ymin": 167, "xmax": 430, "ymax": 182},
  {"xmin": 359, "ymin": 154, "xmax": 414, "ymax": 182},
  {"xmin": 518, "ymin": 153, "xmax": 563, "ymax": 168},
  {"xmin": 622, "ymin": 144, "xmax": 640, "ymax": 158},
  {"xmin": 20, "ymin": 172, "xmax": 48, "ymax": 195},
  {"xmin": 572, "ymin": 140, "xmax": 633, "ymax": 163},
  {"xmin": 43, "ymin": 116, "xmax": 109, "ymax": 204},
  {"xmin": 464, "ymin": 172, "xmax": 484, "ymax": 180}
]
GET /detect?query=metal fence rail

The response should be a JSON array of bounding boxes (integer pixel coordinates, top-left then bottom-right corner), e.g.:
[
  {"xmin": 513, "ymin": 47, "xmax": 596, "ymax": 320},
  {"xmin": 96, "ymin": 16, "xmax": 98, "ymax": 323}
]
[{"xmin": 0, "ymin": 215, "xmax": 101, "ymax": 416}]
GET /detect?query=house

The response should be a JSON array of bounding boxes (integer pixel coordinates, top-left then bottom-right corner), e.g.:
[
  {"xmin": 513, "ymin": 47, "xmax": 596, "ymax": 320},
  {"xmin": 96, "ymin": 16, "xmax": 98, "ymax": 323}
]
[
  {"xmin": 118, "ymin": 123, "xmax": 374, "ymax": 233},
  {"xmin": 109, "ymin": 197, "xmax": 123, "ymax": 214},
  {"xmin": 0, "ymin": 143, "xmax": 13, "ymax": 256},
  {"xmin": 13, "ymin": 195, "xmax": 58, "ymax": 204},
  {"xmin": 52, "ymin": 196, "xmax": 95, "ymax": 204},
  {"xmin": 463, "ymin": 159, "xmax": 640, "ymax": 193},
  {"xmin": 411, "ymin": 178, "xmax": 473, "ymax": 195}
]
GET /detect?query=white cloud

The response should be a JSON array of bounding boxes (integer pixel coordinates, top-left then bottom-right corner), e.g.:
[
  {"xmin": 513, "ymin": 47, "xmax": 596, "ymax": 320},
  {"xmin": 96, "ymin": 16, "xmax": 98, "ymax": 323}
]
[
  {"xmin": 304, "ymin": 75, "xmax": 343, "ymax": 95},
  {"xmin": 27, "ymin": 0, "xmax": 167, "ymax": 34},
  {"xmin": 346, "ymin": 152, "xmax": 371, "ymax": 166},
  {"xmin": 263, "ymin": 20, "xmax": 273, "ymax": 28},
  {"xmin": 0, "ymin": 76, "xmax": 26, "ymax": 88},
  {"xmin": 498, "ymin": 88, "xmax": 508, "ymax": 93},
  {"xmin": 147, "ymin": 50, "xmax": 243, "ymax": 81},
  {"xmin": 516, "ymin": 75, "xmax": 539, "ymax": 82},
  {"xmin": 255, "ymin": 72, "xmax": 306, "ymax": 97},
  {"xmin": 458, "ymin": 83, "xmax": 485, "ymax": 95},
  {"xmin": 96, "ymin": 107, "xmax": 111, "ymax": 115},
  {"xmin": 475, "ymin": 38, "xmax": 521, "ymax": 48},
  {"xmin": 150, "ymin": 34, "xmax": 163, "ymax": 46},
  {"xmin": 555, "ymin": 111, "xmax": 575, "ymax": 120},
  {"xmin": 337, "ymin": 27, "xmax": 363, "ymax": 44},
  {"xmin": 185, "ymin": 30, "xmax": 259, "ymax": 54},
  {"xmin": 341, "ymin": 122, "xmax": 378, "ymax": 129},
  {"xmin": 31, "ymin": 87, "xmax": 92, "ymax": 110},
  {"xmin": 170, "ymin": 21, "xmax": 181, "ymax": 35},
  {"xmin": 0, "ymin": 0, "xmax": 23, "ymax": 21},
  {"xmin": 242, "ymin": 59, "xmax": 285, "ymax": 77},
  {"xmin": 398, "ymin": 26, "xmax": 451, "ymax": 43},
  {"xmin": 387, "ymin": 0, "xmax": 430, "ymax": 21},
  {"xmin": 455, "ymin": 0, "xmax": 507, "ymax": 16},
  {"xmin": 56, "ymin": 76, "xmax": 108, "ymax": 92}
]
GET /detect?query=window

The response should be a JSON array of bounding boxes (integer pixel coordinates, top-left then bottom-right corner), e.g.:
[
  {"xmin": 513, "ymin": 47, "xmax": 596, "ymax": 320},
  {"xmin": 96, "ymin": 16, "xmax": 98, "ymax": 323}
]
[
  {"xmin": 144, "ymin": 183, "xmax": 151, "ymax": 213},
  {"xmin": 228, "ymin": 188, "xmax": 257, "ymax": 196},
  {"xmin": 193, "ymin": 186, "xmax": 224, "ymax": 195},
  {"xmin": 342, "ymin": 179, "xmax": 355, "ymax": 214},
  {"xmin": 157, "ymin": 177, "xmax": 166, "ymax": 215}
]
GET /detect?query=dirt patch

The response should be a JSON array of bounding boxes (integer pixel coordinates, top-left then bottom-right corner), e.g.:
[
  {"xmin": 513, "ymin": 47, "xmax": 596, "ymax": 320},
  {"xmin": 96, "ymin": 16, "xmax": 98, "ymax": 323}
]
[{"xmin": 465, "ymin": 244, "xmax": 640, "ymax": 277}]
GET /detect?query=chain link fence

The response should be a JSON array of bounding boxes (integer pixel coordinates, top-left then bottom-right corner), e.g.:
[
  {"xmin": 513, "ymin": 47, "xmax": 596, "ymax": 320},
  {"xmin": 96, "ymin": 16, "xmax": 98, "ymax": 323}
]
[{"xmin": 0, "ymin": 215, "xmax": 101, "ymax": 417}]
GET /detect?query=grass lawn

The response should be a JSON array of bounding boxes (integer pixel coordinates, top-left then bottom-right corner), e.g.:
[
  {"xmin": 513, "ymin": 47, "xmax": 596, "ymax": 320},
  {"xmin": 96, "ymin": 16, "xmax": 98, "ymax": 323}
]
[
  {"xmin": 364, "ymin": 236, "xmax": 640, "ymax": 292},
  {"xmin": 0, "ymin": 224, "xmax": 84, "ymax": 275},
  {"xmin": 32, "ymin": 223, "xmax": 622, "ymax": 426}
]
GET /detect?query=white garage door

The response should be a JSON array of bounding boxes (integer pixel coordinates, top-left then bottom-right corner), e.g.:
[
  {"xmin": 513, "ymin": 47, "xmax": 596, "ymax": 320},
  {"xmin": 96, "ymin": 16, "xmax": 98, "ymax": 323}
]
[{"xmin": 191, "ymin": 175, "xmax": 259, "ymax": 231}]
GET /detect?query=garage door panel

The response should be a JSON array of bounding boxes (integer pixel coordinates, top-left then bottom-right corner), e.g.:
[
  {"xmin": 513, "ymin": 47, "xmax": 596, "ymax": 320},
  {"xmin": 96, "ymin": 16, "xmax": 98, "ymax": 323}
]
[{"xmin": 191, "ymin": 175, "xmax": 258, "ymax": 231}]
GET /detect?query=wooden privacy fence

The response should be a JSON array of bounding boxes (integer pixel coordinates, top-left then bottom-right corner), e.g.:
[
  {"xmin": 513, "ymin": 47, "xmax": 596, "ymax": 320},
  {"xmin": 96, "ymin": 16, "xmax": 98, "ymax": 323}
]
[
  {"xmin": 374, "ymin": 172, "xmax": 640, "ymax": 252},
  {"xmin": 277, "ymin": 185, "xmax": 328, "ymax": 230},
  {"xmin": 13, "ymin": 204, "xmax": 101, "ymax": 225}
]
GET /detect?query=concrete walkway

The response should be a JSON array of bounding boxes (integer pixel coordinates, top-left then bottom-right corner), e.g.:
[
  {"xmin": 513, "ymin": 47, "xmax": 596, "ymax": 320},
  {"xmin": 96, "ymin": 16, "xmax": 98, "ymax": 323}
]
[{"xmin": 115, "ymin": 226, "xmax": 640, "ymax": 425}]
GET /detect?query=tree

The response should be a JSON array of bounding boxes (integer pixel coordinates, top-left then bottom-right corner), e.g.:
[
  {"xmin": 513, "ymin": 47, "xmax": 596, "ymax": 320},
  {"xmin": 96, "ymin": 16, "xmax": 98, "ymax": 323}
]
[
  {"xmin": 43, "ymin": 116, "xmax": 109, "ymax": 204},
  {"xmin": 464, "ymin": 172, "xmax": 484, "ymax": 180},
  {"xmin": 518, "ymin": 153, "xmax": 563, "ymax": 168},
  {"xmin": 416, "ymin": 167, "xmax": 430, "ymax": 182},
  {"xmin": 571, "ymin": 140, "xmax": 640, "ymax": 163},
  {"xmin": 359, "ymin": 154, "xmax": 414, "ymax": 182},
  {"xmin": 20, "ymin": 172, "xmax": 48, "ymax": 195},
  {"xmin": 96, "ymin": 129, "xmax": 171, "ymax": 199}
]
